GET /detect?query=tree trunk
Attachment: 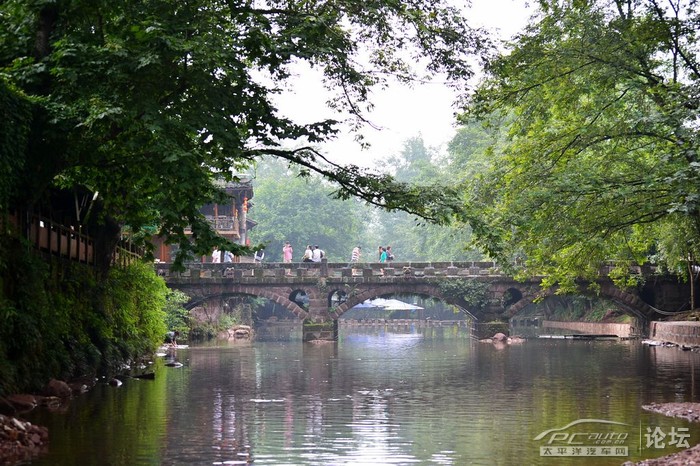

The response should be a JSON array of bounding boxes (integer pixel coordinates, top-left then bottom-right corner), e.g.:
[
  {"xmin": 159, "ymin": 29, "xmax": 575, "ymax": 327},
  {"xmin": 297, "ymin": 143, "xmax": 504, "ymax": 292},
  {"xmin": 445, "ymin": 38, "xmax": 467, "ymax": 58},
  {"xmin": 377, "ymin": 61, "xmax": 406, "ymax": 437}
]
[
  {"xmin": 93, "ymin": 215, "xmax": 121, "ymax": 279},
  {"xmin": 688, "ymin": 258, "xmax": 696, "ymax": 312}
]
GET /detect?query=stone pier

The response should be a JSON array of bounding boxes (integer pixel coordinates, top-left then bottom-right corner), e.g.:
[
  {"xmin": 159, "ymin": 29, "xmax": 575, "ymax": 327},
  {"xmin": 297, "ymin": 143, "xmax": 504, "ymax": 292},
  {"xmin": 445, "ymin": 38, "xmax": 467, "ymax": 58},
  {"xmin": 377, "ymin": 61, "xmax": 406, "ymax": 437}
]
[
  {"xmin": 649, "ymin": 321, "xmax": 700, "ymax": 346},
  {"xmin": 302, "ymin": 320, "xmax": 338, "ymax": 342}
]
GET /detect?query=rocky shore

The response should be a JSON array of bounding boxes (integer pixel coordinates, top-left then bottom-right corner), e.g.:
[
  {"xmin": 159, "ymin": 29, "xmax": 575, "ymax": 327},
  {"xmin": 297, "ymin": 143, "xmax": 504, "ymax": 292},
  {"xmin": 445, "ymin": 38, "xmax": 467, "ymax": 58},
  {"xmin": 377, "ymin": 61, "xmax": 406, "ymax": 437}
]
[
  {"xmin": 0, "ymin": 377, "xmax": 116, "ymax": 464},
  {"xmin": 624, "ymin": 403, "xmax": 700, "ymax": 465},
  {"xmin": 0, "ymin": 379, "xmax": 75, "ymax": 464},
  {"xmin": 0, "ymin": 414, "xmax": 49, "ymax": 464}
]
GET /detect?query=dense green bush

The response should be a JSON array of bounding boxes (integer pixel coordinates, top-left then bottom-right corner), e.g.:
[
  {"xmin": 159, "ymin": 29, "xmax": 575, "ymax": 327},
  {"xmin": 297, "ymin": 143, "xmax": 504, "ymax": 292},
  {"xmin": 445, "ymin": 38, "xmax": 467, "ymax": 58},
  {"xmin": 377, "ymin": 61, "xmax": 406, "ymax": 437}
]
[
  {"xmin": 101, "ymin": 261, "xmax": 168, "ymax": 367},
  {"xmin": 0, "ymin": 78, "xmax": 31, "ymax": 212},
  {"xmin": 0, "ymin": 235, "xmax": 168, "ymax": 396},
  {"xmin": 163, "ymin": 289, "xmax": 191, "ymax": 340},
  {"xmin": 438, "ymin": 279, "xmax": 490, "ymax": 313},
  {"xmin": 188, "ymin": 304, "xmax": 244, "ymax": 341}
]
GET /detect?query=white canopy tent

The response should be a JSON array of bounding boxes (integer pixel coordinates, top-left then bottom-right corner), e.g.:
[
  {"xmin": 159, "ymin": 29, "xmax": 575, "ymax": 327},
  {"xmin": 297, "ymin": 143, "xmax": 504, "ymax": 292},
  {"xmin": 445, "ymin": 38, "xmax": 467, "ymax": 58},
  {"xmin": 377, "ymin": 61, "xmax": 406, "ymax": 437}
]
[{"xmin": 352, "ymin": 298, "xmax": 423, "ymax": 311}]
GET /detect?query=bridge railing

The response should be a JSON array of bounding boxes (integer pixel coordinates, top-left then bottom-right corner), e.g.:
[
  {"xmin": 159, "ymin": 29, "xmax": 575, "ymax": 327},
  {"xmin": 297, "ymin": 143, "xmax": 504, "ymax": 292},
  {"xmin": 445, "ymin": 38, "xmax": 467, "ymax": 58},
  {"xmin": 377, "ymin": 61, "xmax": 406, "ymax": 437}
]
[
  {"xmin": 155, "ymin": 259, "xmax": 662, "ymax": 281},
  {"xmin": 155, "ymin": 260, "xmax": 505, "ymax": 280},
  {"xmin": 599, "ymin": 261, "xmax": 658, "ymax": 276}
]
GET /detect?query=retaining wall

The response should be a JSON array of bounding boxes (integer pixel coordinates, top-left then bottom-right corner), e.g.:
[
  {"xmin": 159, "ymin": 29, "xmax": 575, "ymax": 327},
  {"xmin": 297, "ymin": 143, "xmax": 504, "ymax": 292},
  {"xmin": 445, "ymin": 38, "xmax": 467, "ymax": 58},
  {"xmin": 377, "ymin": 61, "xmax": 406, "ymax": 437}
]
[
  {"xmin": 649, "ymin": 321, "xmax": 700, "ymax": 346},
  {"xmin": 542, "ymin": 321, "xmax": 634, "ymax": 338}
]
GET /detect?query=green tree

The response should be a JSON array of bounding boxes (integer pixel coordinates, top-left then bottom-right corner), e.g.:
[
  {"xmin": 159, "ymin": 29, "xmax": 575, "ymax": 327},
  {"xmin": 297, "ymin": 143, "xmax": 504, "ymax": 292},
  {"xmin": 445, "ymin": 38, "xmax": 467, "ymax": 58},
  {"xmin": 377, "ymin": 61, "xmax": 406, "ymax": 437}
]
[
  {"xmin": 463, "ymin": 0, "xmax": 700, "ymax": 293},
  {"xmin": 250, "ymin": 158, "xmax": 365, "ymax": 262},
  {"xmin": 372, "ymin": 135, "xmax": 486, "ymax": 261},
  {"xmin": 0, "ymin": 0, "xmax": 487, "ymax": 271},
  {"xmin": 163, "ymin": 289, "xmax": 191, "ymax": 339}
]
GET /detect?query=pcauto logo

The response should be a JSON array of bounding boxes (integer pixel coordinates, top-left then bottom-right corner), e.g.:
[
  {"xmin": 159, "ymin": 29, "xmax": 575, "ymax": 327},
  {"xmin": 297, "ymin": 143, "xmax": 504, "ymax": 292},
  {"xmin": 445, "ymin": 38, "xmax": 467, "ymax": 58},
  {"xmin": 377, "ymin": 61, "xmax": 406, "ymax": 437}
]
[{"xmin": 535, "ymin": 419, "xmax": 631, "ymax": 457}]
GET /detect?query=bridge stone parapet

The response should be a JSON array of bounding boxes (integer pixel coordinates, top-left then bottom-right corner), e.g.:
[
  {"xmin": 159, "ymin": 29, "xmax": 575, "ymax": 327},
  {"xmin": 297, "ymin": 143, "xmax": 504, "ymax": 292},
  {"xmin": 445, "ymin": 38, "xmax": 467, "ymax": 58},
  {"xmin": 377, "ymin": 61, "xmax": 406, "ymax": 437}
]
[{"xmin": 156, "ymin": 260, "xmax": 503, "ymax": 282}]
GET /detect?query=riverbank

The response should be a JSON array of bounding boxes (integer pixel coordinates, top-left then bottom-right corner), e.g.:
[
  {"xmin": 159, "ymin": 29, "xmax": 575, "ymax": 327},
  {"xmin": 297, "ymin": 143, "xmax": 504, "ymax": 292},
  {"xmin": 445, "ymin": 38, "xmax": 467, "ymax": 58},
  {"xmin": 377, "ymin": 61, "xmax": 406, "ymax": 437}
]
[
  {"xmin": 624, "ymin": 403, "xmax": 700, "ymax": 465},
  {"xmin": 0, "ymin": 414, "xmax": 48, "ymax": 464},
  {"xmin": 649, "ymin": 321, "xmax": 700, "ymax": 348},
  {"xmin": 0, "ymin": 378, "xmax": 88, "ymax": 464},
  {"xmin": 0, "ymin": 374, "xmax": 141, "ymax": 464}
]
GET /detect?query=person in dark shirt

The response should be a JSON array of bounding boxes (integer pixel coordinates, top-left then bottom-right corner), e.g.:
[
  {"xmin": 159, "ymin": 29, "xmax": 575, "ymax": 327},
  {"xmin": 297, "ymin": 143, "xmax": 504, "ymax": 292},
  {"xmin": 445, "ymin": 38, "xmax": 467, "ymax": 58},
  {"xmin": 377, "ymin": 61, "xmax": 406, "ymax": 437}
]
[{"xmin": 165, "ymin": 330, "xmax": 180, "ymax": 347}]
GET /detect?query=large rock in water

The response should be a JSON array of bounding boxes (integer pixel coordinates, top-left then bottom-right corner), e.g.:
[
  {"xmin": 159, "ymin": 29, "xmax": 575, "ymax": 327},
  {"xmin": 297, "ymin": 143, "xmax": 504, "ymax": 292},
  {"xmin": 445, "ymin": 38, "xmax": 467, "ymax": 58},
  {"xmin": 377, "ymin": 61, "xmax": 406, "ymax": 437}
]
[
  {"xmin": 492, "ymin": 333, "xmax": 508, "ymax": 342},
  {"xmin": 230, "ymin": 325, "xmax": 252, "ymax": 338},
  {"xmin": 43, "ymin": 379, "xmax": 72, "ymax": 399},
  {"xmin": 5, "ymin": 394, "xmax": 37, "ymax": 412}
]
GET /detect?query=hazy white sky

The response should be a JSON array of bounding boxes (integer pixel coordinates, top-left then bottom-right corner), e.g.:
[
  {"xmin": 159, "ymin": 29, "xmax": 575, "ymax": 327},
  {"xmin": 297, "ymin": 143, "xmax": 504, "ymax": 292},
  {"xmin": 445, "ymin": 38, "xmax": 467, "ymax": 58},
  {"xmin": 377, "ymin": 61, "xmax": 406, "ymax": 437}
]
[{"xmin": 275, "ymin": 0, "xmax": 531, "ymax": 168}]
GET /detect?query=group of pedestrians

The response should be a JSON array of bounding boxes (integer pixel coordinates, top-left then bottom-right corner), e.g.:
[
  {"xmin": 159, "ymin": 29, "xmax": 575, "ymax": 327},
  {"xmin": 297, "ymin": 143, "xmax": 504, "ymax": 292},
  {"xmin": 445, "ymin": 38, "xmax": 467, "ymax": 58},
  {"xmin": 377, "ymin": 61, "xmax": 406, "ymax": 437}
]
[
  {"xmin": 276, "ymin": 242, "xmax": 327, "ymax": 263},
  {"xmin": 378, "ymin": 245, "xmax": 394, "ymax": 263},
  {"xmin": 211, "ymin": 247, "xmax": 234, "ymax": 263},
  {"xmin": 228, "ymin": 242, "xmax": 395, "ymax": 263},
  {"xmin": 349, "ymin": 245, "xmax": 396, "ymax": 263},
  {"xmin": 277, "ymin": 243, "xmax": 396, "ymax": 263},
  {"xmin": 349, "ymin": 245, "xmax": 395, "ymax": 263},
  {"xmin": 301, "ymin": 244, "xmax": 325, "ymax": 262}
]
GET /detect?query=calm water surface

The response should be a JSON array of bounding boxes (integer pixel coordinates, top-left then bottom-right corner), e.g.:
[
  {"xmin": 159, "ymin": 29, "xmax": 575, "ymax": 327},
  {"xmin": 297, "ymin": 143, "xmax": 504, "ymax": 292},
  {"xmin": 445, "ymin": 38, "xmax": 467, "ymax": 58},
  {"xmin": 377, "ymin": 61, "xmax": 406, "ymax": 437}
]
[{"xmin": 23, "ymin": 325, "xmax": 700, "ymax": 465}]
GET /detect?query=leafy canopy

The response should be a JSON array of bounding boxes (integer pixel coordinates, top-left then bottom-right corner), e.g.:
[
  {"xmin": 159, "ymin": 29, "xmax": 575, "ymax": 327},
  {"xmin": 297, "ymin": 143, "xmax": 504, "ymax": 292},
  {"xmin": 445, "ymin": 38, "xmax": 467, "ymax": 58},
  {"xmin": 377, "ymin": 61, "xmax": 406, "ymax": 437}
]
[
  {"xmin": 372, "ymin": 135, "xmax": 487, "ymax": 261},
  {"xmin": 462, "ymin": 0, "xmax": 700, "ymax": 289},
  {"xmin": 0, "ymin": 0, "xmax": 490, "ymax": 265},
  {"xmin": 249, "ymin": 157, "xmax": 366, "ymax": 262}
]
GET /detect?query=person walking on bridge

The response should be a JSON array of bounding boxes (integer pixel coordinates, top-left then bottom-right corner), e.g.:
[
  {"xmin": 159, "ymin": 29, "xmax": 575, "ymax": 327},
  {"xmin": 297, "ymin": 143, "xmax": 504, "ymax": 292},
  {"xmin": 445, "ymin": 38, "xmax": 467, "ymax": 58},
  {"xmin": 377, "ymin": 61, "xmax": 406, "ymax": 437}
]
[
  {"xmin": 351, "ymin": 246, "xmax": 361, "ymax": 262},
  {"xmin": 386, "ymin": 246, "xmax": 394, "ymax": 262},
  {"xmin": 350, "ymin": 246, "xmax": 361, "ymax": 276},
  {"xmin": 283, "ymin": 242, "xmax": 293, "ymax": 263}
]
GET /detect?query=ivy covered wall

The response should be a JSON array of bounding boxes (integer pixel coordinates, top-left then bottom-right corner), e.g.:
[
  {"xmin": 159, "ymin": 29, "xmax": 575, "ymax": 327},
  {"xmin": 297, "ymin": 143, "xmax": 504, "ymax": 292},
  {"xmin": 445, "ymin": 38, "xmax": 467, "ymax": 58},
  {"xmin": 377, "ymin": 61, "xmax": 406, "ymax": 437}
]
[
  {"xmin": 0, "ymin": 234, "xmax": 168, "ymax": 396},
  {"xmin": 0, "ymin": 78, "xmax": 31, "ymax": 212}
]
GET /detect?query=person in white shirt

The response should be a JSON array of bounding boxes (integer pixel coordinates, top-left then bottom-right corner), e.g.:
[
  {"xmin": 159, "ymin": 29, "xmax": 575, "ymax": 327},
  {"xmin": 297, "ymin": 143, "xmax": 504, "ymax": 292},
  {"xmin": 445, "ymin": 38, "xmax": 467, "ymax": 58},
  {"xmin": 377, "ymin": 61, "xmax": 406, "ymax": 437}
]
[
  {"xmin": 311, "ymin": 245, "xmax": 324, "ymax": 262},
  {"xmin": 302, "ymin": 245, "xmax": 313, "ymax": 262}
]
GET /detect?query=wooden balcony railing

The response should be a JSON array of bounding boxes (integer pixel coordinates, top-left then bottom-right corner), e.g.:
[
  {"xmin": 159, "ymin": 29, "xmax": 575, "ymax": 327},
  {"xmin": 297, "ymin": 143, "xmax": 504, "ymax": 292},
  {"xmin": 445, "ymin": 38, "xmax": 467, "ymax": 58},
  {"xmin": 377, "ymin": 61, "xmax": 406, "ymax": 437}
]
[
  {"xmin": 27, "ymin": 214, "xmax": 95, "ymax": 264},
  {"xmin": 7, "ymin": 210, "xmax": 142, "ymax": 268}
]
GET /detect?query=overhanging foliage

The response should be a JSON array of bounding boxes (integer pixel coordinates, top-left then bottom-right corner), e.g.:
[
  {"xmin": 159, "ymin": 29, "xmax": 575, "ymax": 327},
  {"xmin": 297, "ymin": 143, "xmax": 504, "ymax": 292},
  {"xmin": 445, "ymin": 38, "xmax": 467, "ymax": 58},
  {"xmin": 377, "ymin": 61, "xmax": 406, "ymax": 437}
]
[
  {"xmin": 462, "ymin": 0, "xmax": 700, "ymax": 291},
  {"xmin": 0, "ymin": 0, "xmax": 490, "ymax": 268}
]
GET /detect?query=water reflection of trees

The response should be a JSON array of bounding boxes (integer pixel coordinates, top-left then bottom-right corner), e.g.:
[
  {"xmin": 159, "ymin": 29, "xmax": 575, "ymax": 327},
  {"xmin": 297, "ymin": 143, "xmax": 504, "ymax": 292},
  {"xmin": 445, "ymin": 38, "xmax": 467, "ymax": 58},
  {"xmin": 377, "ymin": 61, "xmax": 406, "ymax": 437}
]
[
  {"xmin": 165, "ymin": 338, "xmax": 700, "ymax": 464},
  {"xmin": 165, "ymin": 347, "xmax": 258, "ymax": 463}
]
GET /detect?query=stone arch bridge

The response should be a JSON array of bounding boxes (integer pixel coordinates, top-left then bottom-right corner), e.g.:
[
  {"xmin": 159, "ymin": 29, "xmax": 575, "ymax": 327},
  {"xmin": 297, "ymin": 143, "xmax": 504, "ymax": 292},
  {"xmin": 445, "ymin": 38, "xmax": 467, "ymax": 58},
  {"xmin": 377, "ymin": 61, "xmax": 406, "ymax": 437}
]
[{"xmin": 156, "ymin": 261, "xmax": 691, "ymax": 341}]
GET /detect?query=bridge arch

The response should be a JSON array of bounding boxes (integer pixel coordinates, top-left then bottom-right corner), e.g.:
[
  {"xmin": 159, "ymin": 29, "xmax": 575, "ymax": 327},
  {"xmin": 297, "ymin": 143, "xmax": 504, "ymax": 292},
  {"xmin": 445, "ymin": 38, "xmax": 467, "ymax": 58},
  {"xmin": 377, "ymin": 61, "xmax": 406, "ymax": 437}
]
[
  {"xmin": 502, "ymin": 287, "xmax": 524, "ymax": 307},
  {"xmin": 177, "ymin": 285, "xmax": 310, "ymax": 320},
  {"xmin": 289, "ymin": 289, "xmax": 310, "ymax": 311},
  {"xmin": 330, "ymin": 283, "xmax": 478, "ymax": 321},
  {"xmin": 328, "ymin": 288, "xmax": 349, "ymax": 308},
  {"xmin": 505, "ymin": 285, "xmax": 654, "ymax": 324}
]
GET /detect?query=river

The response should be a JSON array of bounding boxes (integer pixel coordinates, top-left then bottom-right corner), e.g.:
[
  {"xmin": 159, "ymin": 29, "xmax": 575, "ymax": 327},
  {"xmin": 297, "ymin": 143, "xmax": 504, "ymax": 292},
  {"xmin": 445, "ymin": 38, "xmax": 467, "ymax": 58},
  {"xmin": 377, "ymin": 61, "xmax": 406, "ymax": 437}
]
[{"xmin": 22, "ymin": 324, "xmax": 700, "ymax": 465}]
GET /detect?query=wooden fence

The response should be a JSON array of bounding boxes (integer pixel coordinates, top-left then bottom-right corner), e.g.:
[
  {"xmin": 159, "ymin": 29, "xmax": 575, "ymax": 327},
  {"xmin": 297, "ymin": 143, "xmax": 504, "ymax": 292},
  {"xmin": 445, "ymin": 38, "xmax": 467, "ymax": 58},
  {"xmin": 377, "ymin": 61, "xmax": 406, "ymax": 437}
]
[
  {"xmin": 7, "ymin": 210, "xmax": 142, "ymax": 267},
  {"xmin": 26, "ymin": 214, "xmax": 95, "ymax": 264}
]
